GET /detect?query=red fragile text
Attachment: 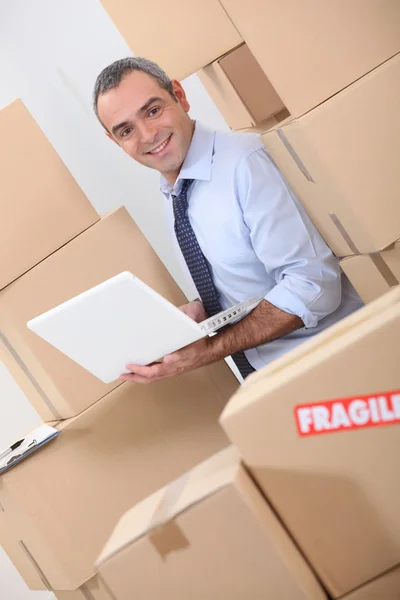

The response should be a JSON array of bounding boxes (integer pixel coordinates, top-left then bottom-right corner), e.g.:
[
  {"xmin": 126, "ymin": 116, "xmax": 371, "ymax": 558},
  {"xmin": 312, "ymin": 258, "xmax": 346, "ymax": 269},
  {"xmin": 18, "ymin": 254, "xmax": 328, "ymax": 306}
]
[{"xmin": 295, "ymin": 390, "xmax": 400, "ymax": 436}]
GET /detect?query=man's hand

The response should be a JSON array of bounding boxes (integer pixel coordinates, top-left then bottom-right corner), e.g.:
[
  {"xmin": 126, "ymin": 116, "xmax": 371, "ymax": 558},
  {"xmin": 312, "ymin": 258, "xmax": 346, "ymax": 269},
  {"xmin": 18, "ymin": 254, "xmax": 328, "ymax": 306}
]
[
  {"xmin": 120, "ymin": 300, "xmax": 303, "ymax": 384},
  {"xmin": 179, "ymin": 299, "xmax": 208, "ymax": 323},
  {"xmin": 119, "ymin": 337, "xmax": 214, "ymax": 384}
]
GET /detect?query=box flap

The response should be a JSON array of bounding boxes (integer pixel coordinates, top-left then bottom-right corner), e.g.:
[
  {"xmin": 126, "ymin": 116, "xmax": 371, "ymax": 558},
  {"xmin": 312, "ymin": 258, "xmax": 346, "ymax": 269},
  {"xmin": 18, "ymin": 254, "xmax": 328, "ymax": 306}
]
[
  {"xmin": 96, "ymin": 446, "xmax": 240, "ymax": 567},
  {"xmin": 340, "ymin": 255, "xmax": 398, "ymax": 304}
]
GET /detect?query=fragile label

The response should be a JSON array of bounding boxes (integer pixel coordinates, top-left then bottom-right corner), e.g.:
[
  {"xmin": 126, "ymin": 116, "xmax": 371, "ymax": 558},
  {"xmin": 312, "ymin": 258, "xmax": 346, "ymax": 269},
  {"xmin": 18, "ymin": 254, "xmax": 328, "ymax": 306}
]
[{"xmin": 295, "ymin": 390, "xmax": 400, "ymax": 437}]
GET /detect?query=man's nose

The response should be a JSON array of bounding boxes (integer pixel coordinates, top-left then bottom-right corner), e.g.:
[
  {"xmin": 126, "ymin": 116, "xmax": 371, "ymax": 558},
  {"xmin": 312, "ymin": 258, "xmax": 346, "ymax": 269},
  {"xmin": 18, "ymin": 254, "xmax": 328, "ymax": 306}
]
[{"xmin": 136, "ymin": 121, "xmax": 157, "ymax": 145}]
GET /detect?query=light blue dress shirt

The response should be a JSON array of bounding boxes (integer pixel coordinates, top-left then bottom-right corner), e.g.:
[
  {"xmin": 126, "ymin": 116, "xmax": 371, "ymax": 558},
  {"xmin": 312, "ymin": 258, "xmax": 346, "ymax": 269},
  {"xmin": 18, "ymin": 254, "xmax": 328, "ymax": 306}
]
[{"xmin": 160, "ymin": 121, "xmax": 363, "ymax": 370}]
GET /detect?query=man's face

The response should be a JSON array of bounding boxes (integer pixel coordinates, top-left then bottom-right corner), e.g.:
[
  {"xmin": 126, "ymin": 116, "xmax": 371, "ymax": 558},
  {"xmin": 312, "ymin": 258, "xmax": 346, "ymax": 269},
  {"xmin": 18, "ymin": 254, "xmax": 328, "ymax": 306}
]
[{"xmin": 97, "ymin": 70, "xmax": 194, "ymax": 183}]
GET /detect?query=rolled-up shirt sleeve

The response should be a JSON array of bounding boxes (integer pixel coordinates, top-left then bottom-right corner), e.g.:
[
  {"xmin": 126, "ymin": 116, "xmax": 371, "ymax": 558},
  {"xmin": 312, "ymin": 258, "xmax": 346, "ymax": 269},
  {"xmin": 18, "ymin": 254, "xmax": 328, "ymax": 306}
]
[{"xmin": 236, "ymin": 147, "xmax": 342, "ymax": 328}]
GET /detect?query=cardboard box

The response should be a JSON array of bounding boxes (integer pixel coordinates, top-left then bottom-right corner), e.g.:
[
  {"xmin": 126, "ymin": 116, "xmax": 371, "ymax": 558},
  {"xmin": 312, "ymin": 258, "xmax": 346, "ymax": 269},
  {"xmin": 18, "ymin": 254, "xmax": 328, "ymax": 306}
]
[
  {"xmin": 0, "ymin": 207, "xmax": 188, "ymax": 421},
  {"xmin": 1, "ymin": 505, "xmax": 112, "ymax": 597},
  {"xmin": 0, "ymin": 365, "xmax": 237, "ymax": 590},
  {"xmin": 53, "ymin": 577, "xmax": 112, "ymax": 600},
  {"xmin": 340, "ymin": 243, "xmax": 400, "ymax": 304},
  {"xmin": 96, "ymin": 447, "xmax": 326, "ymax": 600},
  {"xmin": 344, "ymin": 565, "xmax": 400, "ymax": 600},
  {"xmin": 220, "ymin": 0, "xmax": 400, "ymax": 116},
  {"xmin": 220, "ymin": 287, "xmax": 400, "ymax": 597},
  {"xmin": 198, "ymin": 44, "xmax": 286, "ymax": 130},
  {"xmin": 100, "ymin": 0, "xmax": 242, "ymax": 80},
  {"xmin": 261, "ymin": 54, "xmax": 400, "ymax": 256},
  {"xmin": 0, "ymin": 505, "xmax": 49, "ymax": 590},
  {"xmin": 0, "ymin": 100, "xmax": 99, "ymax": 290}
]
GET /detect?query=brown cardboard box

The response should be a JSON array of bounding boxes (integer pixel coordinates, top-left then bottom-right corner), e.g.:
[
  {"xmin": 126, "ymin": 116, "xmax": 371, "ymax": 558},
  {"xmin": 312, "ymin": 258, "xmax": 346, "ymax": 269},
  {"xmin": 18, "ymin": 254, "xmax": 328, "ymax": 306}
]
[
  {"xmin": 0, "ymin": 366, "xmax": 237, "ymax": 590},
  {"xmin": 53, "ymin": 577, "xmax": 112, "ymax": 600},
  {"xmin": 220, "ymin": 287, "xmax": 400, "ymax": 597},
  {"xmin": 344, "ymin": 565, "xmax": 400, "ymax": 600},
  {"xmin": 340, "ymin": 243, "xmax": 400, "ymax": 304},
  {"xmin": 96, "ymin": 447, "xmax": 326, "ymax": 600},
  {"xmin": 1, "ymin": 505, "xmax": 111, "ymax": 597},
  {"xmin": 198, "ymin": 44, "xmax": 286, "ymax": 130},
  {"xmin": 0, "ymin": 100, "xmax": 99, "ymax": 290},
  {"xmin": 100, "ymin": 0, "xmax": 242, "ymax": 80},
  {"xmin": 220, "ymin": 0, "xmax": 400, "ymax": 116},
  {"xmin": 0, "ymin": 505, "xmax": 49, "ymax": 590},
  {"xmin": 261, "ymin": 54, "xmax": 400, "ymax": 256},
  {"xmin": 0, "ymin": 207, "xmax": 187, "ymax": 421}
]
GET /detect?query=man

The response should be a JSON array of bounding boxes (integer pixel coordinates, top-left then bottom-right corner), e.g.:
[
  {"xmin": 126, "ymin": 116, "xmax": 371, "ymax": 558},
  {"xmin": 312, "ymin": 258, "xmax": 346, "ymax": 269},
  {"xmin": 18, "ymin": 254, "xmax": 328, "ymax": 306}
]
[{"xmin": 93, "ymin": 57, "xmax": 362, "ymax": 384}]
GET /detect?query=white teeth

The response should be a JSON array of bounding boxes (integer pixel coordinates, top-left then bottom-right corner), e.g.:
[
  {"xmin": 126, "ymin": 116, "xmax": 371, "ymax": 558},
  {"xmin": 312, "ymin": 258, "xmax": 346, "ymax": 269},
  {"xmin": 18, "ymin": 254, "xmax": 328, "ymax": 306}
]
[{"xmin": 149, "ymin": 137, "xmax": 170, "ymax": 154}]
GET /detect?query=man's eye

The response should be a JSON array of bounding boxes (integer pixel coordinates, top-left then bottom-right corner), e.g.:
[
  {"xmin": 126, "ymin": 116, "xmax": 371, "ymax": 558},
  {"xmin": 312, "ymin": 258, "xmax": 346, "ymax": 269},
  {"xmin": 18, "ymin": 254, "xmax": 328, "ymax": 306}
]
[
  {"xmin": 121, "ymin": 128, "xmax": 132, "ymax": 137},
  {"xmin": 148, "ymin": 107, "xmax": 160, "ymax": 117}
]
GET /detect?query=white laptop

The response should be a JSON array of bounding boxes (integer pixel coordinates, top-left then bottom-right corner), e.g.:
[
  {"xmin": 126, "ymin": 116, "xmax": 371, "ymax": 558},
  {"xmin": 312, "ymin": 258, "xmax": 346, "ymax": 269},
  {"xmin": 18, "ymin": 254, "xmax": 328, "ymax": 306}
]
[{"xmin": 27, "ymin": 272, "xmax": 261, "ymax": 383}]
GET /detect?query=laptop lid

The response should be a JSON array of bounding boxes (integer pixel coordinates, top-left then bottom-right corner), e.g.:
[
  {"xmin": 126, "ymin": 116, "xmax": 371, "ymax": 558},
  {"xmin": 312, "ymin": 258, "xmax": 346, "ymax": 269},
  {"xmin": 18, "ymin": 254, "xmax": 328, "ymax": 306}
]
[{"xmin": 27, "ymin": 272, "xmax": 205, "ymax": 384}]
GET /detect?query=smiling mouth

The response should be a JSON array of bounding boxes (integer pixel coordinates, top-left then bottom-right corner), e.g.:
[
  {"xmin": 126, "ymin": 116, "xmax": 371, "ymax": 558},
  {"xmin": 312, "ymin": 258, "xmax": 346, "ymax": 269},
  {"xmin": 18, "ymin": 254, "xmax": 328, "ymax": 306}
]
[{"xmin": 146, "ymin": 135, "xmax": 172, "ymax": 155}]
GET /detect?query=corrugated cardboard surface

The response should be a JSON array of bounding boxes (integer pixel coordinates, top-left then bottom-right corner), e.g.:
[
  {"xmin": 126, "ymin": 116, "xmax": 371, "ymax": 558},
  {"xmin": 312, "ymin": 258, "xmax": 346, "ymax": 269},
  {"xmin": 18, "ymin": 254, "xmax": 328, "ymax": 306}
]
[
  {"xmin": 220, "ymin": 0, "xmax": 400, "ymax": 115},
  {"xmin": 0, "ymin": 207, "xmax": 187, "ymax": 421},
  {"xmin": 262, "ymin": 54, "xmax": 400, "ymax": 256},
  {"xmin": 0, "ymin": 99, "xmax": 99, "ymax": 290},
  {"xmin": 343, "ymin": 565, "xmax": 400, "ymax": 600},
  {"xmin": 340, "ymin": 253, "xmax": 399, "ymax": 305},
  {"xmin": 97, "ymin": 447, "xmax": 326, "ymax": 600},
  {"xmin": 221, "ymin": 287, "xmax": 400, "ymax": 597},
  {"xmin": 100, "ymin": 0, "xmax": 242, "ymax": 80},
  {"xmin": 0, "ymin": 363, "xmax": 237, "ymax": 590},
  {"xmin": 199, "ymin": 44, "xmax": 285, "ymax": 130}
]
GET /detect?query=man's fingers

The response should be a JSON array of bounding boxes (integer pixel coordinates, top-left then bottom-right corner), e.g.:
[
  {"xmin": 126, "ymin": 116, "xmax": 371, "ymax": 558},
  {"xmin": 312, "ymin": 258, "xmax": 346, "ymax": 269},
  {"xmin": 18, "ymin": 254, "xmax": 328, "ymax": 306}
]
[{"xmin": 125, "ymin": 363, "xmax": 165, "ymax": 378}]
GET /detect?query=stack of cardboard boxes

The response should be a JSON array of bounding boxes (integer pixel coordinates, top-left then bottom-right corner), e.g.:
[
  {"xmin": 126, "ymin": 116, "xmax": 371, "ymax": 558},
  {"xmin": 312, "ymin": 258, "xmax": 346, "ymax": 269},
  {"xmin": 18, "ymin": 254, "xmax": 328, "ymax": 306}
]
[
  {"xmin": 0, "ymin": 99, "xmax": 239, "ymax": 597},
  {"xmin": 209, "ymin": 1, "xmax": 400, "ymax": 304},
  {"xmin": 2, "ymin": 1, "xmax": 400, "ymax": 598}
]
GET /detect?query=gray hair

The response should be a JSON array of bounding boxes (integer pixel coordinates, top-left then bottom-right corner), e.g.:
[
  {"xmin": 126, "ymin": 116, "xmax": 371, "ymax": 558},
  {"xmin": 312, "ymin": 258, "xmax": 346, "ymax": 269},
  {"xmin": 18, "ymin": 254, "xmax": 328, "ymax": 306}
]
[{"xmin": 93, "ymin": 56, "xmax": 176, "ymax": 124}]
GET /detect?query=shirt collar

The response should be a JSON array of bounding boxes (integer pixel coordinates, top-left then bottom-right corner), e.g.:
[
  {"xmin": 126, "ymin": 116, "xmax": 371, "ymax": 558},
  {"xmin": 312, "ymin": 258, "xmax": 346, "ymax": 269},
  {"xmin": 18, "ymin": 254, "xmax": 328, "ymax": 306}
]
[{"xmin": 159, "ymin": 121, "xmax": 215, "ymax": 197}]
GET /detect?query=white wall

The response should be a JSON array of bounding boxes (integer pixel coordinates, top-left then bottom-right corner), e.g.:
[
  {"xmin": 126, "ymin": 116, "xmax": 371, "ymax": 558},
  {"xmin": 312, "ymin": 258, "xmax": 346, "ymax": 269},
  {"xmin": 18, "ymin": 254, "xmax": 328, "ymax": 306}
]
[{"xmin": 0, "ymin": 0, "xmax": 229, "ymax": 598}]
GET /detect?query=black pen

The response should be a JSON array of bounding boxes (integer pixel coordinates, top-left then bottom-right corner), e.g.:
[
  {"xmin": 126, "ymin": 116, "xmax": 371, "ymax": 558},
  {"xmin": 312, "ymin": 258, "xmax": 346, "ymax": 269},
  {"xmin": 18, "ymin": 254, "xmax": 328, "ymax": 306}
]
[{"xmin": 0, "ymin": 439, "xmax": 24, "ymax": 462}]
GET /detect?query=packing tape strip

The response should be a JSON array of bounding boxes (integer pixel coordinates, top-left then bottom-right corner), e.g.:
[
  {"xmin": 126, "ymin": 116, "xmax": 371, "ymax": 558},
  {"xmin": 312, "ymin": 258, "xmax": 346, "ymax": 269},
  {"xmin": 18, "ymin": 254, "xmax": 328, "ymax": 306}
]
[
  {"xmin": 79, "ymin": 584, "xmax": 96, "ymax": 600},
  {"xmin": 276, "ymin": 129, "xmax": 315, "ymax": 182},
  {"xmin": 0, "ymin": 331, "xmax": 61, "ymax": 419},
  {"xmin": 329, "ymin": 213, "xmax": 360, "ymax": 255},
  {"xmin": 149, "ymin": 471, "xmax": 191, "ymax": 531},
  {"xmin": 329, "ymin": 214, "xmax": 399, "ymax": 287},
  {"xmin": 369, "ymin": 252, "xmax": 399, "ymax": 287},
  {"xmin": 147, "ymin": 471, "xmax": 191, "ymax": 560},
  {"xmin": 18, "ymin": 540, "xmax": 52, "ymax": 590},
  {"xmin": 97, "ymin": 574, "xmax": 120, "ymax": 600}
]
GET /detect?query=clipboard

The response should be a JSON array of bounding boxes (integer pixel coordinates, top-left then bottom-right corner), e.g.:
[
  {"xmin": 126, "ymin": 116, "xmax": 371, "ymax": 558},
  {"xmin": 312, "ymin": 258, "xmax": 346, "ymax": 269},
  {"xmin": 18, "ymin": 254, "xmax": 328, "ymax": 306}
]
[{"xmin": 0, "ymin": 425, "xmax": 60, "ymax": 474}]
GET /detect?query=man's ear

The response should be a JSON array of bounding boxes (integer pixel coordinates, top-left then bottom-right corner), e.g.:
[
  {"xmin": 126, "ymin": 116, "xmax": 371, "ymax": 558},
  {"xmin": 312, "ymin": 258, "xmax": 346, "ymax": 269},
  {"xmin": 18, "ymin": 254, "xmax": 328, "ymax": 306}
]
[
  {"xmin": 171, "ymin": 79, "xmax": 190, "ymax": 113},
  {"xmin": 105, "ymin": 130, "xmax": 120, "ymax": 146}
]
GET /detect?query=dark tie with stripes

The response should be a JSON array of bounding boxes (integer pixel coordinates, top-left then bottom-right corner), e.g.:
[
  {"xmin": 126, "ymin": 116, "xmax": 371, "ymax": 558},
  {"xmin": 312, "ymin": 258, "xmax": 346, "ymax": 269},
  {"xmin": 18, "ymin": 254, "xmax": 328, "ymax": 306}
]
[{"xmin": 172, "ymin": 178, "xmax": 255, "ymax": 379}]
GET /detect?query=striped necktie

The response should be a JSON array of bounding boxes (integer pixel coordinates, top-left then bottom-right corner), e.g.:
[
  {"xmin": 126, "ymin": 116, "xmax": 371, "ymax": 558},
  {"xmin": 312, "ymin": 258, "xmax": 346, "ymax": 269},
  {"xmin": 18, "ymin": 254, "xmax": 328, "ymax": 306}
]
[{"xmin": 172, "ymin": 178, "xmax": 255, "ymax": 379}]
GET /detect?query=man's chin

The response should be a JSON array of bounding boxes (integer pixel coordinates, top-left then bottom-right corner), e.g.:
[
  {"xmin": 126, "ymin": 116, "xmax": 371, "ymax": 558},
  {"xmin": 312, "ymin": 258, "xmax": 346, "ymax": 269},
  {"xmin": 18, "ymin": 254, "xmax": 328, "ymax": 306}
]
[{"xmin": 145, "ymin": 157, "xmax": 182, "ymax": 177}]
